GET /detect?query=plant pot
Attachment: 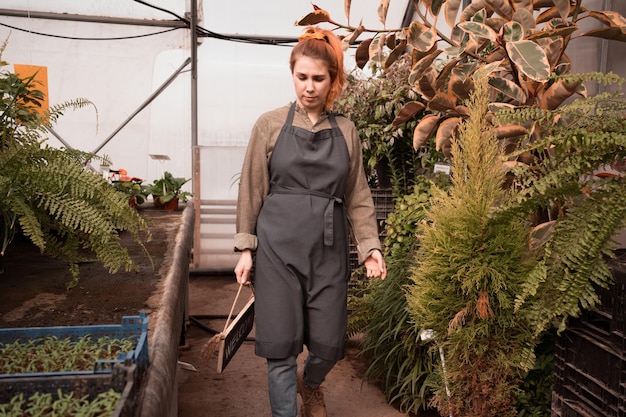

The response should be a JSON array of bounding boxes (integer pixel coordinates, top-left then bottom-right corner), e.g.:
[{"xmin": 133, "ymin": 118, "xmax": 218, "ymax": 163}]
[
  {"xmin": 153, "ymin": 196, "xmax": 164, "ymax": 207},
  {"xmin": 164, "ymin": 197, "xmax": 179, "ymax": 211}
]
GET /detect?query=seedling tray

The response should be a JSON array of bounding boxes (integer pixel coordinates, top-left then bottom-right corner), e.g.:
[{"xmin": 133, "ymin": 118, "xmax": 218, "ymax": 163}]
[
  {"xmin": 0, "ymin": 313, "xmax": 148, "ymax": 378},
  {"xmin": 0, "ymin": 362, "xmax": 137, "ymax": 416}
]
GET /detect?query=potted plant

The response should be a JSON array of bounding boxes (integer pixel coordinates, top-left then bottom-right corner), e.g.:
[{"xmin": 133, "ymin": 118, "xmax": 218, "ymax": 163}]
[
  {"xmin": 109, "ymin": 168, "xmax": 149, "ymax": 208},
  {"xmin": 111, "ymin": 176, "xmax": 149, "ymax": 208},
  {"xmin": 148, "ymin": 171, "xmax": 192, "ymax": 211}
]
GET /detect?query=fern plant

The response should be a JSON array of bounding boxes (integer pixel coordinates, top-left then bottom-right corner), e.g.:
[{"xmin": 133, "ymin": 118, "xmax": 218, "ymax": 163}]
[
  {"xmin": 497, "ymin": 72, "xmax": 626, "ymax": 336},
  {"xmin": 0, "ymin": 39, "xmax": 150, "ymax": 288}
]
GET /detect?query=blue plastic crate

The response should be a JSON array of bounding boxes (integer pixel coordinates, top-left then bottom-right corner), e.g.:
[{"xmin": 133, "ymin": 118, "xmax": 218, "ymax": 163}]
[{"xmin": 0, "ymin": 313, "xmax": 148, "ymax": 378}]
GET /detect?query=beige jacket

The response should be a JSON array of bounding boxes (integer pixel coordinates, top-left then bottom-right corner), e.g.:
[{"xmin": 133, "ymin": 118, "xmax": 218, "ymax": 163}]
[{"xmin": 234, "ymin": 103, "xmax": 381, "ymax": 263}]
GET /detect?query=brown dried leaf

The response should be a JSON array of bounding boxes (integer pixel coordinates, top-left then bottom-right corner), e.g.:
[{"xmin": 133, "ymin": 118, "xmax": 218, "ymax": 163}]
[
  {"xmin": 295, "ymin": 9, "xmax": 331, "ymax": 26},
  {"xmin": 378, "ymin": 0, "xmax": 390, "ymax": 27},
  {"xmin": 476, "ymin": 290, "xmax": 494, "ymax": 320},
  {"xmin": 344, "ymin": 25, "xmax": 365, "ymax": 46},
  {"xmin": 449, "ymin": 307, "xmax": 469, "ymax": 333},
  {"xmin": 344, "ymin": 0, "xmax": 352, "ymax": 24}
]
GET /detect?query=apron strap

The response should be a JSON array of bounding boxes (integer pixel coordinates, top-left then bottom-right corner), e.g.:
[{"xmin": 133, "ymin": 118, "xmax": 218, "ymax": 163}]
[{"xmin": 270, "ymin": 185, "xmax": 343, "ymax": 246}]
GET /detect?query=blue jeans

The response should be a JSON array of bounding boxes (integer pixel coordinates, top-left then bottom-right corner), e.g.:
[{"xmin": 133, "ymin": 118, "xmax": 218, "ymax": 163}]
[{"xmin": 267, "ymin": 353, "xmax": 336, "ymax": 417}]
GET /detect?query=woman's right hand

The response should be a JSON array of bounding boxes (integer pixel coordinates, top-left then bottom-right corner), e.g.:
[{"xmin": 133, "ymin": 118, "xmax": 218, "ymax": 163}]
[{"xmin": 234, "ymin": 249, "xmax": 253, "ymax": 285}]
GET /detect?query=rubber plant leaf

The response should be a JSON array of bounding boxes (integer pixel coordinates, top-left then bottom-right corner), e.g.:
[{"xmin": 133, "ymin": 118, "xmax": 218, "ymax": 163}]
[
  {"xmin": 449, "ymin": 72, "xmax": 474, "ymax": 102},
  {"xmin": 444, "ymin": 0, "xmax": 462, "ymax": 27},
  {"xmin": 506, "ymin": 40, "xmax": 550, "ymax": 82},
  {"xmin": 344, "ymin": 24, "xmax": 365, "ymax": 46},
  {"xmin": 430, "ymin": 0, "xmax": 444, "ymax": 16},
  {"xmin": 355, "ymin": 38, "xmax": 372, "ymax": 69},
  {"xmin": 384, "ymin": 40, "xmax": 407, "ymax": 70},
  {"xmin": 369, "ymin": 35, "xmax": 386, "ymax": 65},
  {"xmin": 526, "ymin": 24, "xmax": 578, "ymax": 41},
  {"xmin": 458, "ymin": 21, "xmax": 498, "ymax": 43},
  {"xmin": 405, "ymin": 21, "xmax": 437, "ymax": 53},
  {"xmin": 512, "ymin": 8, "xmax": 536, "ymax": 36},
  {"xmin": 587, "ymin": 10, "xmax": 626, "ymax": 28},
  {"xmin": 501, "ymin": 21, "xmax": 523, "ymax": 43},
  {"xmin": 416, "ymin": 67, "xmax": 438, "ymax": 100},
  {"xmin": 536, "ymin": 5, "xmax": 579, "ymax": 24},
  {"xmin": 461, "ymin": 1, "xmax": 490, "ymax": 22},
  {"xmin": 583, "ymin": 11, "xmax": 626, "ymax": 42},
  {"xmin": 428, "ymin": 91, "xmax": 457, "ymax": 113},
  {"xmin": 344, "ymin": 0, "xmax": 351, "ymax": 24},
  {"xmin": 484, "ymin": 0, "xmax": 514, "ymax": 20},
  {"xmin": 538, "ymin": 78, "xmax": 582, "ymax": 110},
  {"xmin": 436, "ymin": 117, "xmax": 460, "ymax": 157},
  {"xmin": 488, "ymin": 76, "xmax": 528, "ymax": 104},
  {"xmin": 392, "ymin": 101, "xmax": 426, "ymax": 128},
  {"xmin": 413, "ymin": 114, "xmax": 441, "ymax": 150},
  {"xmin": 495, "ymin": 124, "xmax": 528, "ymax": 140},
  {"xmin": 409, "ymin": 48, "xmax": 443, "ymax": 84},
  {"xmin": 552, "ymin": 0, "xmax": 571, "ymax": 20}
]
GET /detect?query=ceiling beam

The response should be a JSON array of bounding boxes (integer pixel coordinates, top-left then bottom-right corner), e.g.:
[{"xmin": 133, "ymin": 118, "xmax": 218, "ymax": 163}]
[{"xmin": 0, "ymin": 8, "xmax": 186, "ymax": 28}]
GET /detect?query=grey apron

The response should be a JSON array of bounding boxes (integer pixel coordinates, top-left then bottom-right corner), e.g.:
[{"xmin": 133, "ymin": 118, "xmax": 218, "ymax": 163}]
[{"xmin": 254, "ymin": 103, "xmax": 350, "ymax": 362}]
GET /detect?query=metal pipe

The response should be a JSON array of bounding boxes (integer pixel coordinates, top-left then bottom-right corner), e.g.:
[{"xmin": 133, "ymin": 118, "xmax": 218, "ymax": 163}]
[
  {"xmin": 91, "ymin": 57, "xmax": 191, "ymax": 154},
  {"xmin": 0, "ymin": 7, "xmax": 298, "ymax": 43},
  {"xmin": 45, "ymin": 127, "xmax": 74, "ymax": 150},
  {"xmin": 191, "ymin": 0, "xmax": 198, "ymax": 149},
  {"xmin": 0, "ymin": 8, "xmax": 186, "ymax": 28}
]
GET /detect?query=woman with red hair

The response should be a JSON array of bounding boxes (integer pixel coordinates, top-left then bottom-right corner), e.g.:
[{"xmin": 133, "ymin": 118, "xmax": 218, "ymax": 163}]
[{"xmin": 234, "ymin": 26, "xmax": 386, "ymax": 417}]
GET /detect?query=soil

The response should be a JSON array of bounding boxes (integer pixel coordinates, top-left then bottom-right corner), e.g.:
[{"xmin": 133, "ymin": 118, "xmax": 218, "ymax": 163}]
[{"xmin": 0, "ymin": 206, "xmax": 438, "ymax": 417}]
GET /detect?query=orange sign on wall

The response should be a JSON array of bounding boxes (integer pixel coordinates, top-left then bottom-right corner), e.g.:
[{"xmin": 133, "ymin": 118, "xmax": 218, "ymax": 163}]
[{"xmin": 13, "ymin": 64, "xmax": 49, "ymax": 116}]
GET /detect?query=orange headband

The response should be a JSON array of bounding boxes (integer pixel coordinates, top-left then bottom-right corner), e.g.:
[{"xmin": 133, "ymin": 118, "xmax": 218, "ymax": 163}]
[{"xmin": 298, "ymin": 31, "xmax": 329, "ymax": 43}]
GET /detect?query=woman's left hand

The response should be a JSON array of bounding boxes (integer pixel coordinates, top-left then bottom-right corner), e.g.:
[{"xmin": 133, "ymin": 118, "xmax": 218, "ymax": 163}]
[{"xmin": 364, "ymin": 250, "xmax": 387, "ymax": 280}]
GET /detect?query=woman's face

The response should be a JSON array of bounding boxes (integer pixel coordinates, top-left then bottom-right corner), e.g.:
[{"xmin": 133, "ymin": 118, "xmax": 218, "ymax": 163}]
[{"xmin": 292, "ymin": 55, "xmax": 332, "ymax": 116}]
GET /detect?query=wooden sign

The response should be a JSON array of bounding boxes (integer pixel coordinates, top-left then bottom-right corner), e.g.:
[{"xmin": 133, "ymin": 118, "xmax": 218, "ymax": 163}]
[{"xmin": 216, "ymin": 296, "xmax": 255, "ymax": 373}]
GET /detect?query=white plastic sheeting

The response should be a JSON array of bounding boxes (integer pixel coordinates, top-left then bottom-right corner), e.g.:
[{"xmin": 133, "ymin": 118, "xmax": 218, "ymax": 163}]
[{"xmin": 0, "ymin": 0, "xmax": 409, "ymax": 181}]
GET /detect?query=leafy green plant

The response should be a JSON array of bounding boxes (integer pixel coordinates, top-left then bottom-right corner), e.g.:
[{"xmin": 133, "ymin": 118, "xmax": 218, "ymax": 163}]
[
  {"xmin": 0, "ymin": 38, "xmax": 151, "ymax": 288},
  {"xmin": 111, "ymin": 175, "xmax": 149, "ymax": 208},
  {"xmin": 148, "ymin": 171, "xmax": 192, "ymax": 205},
  {"xmin": 0, "ymin": 335, "xmax": 135, "ymax": 374},
  {"xmin": 0, "ymin": 390, "xmax": 121, "ymax": 417},
  {"xmin": 348, "ymin": 175, "xmax": 450, "ymax": 414},
  {"xmin": 514, "ymin": 329, "xmax": 556, "ymax": 417},
  {"xmin": 334, "ymin": 56, "xmax": 446, "ymax": 196}
]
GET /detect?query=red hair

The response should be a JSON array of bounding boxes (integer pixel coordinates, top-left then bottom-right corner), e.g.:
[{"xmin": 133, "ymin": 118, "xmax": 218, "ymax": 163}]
[{"xmin": 290, "ymin": 27, "xmax": 345, "ymax": 111}]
